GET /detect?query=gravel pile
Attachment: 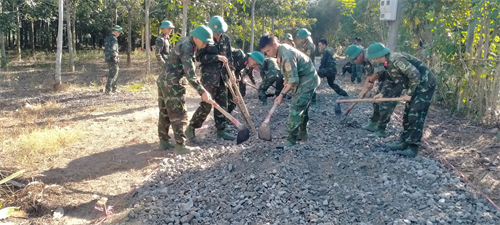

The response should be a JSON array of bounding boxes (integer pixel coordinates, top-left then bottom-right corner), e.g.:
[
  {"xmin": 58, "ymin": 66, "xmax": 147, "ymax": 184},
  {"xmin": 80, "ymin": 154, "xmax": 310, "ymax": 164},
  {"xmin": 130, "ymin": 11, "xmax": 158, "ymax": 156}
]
[{"xmin": 126, "ymin": 79, "xmax": 500, "ymax": 225}]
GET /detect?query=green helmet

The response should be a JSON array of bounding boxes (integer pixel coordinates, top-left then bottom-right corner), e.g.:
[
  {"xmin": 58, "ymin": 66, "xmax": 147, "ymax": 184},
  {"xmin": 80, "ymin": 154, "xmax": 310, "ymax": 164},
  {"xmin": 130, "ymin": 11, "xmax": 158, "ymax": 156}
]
[
  {"xmin": 248, "ymin": 51, "xmax": 264, "ymax": 65},
  {"xmin": 160, "ymin": 20, "xmax": 175, "ymax": 29},
  {"xmin": 366, "ymin": 42, "xmax": 390, "ymax": 60},
  {"xmin": 190, "ymin": 25, "xmax": 213, "ymax": 44},
  {"xmin": 207, "ymin": 16, "xmax": 228, "ymax": 34},
  {"xmin": 283, "ymin": 33, "xmax": 293, "ymax": 40},
  {"xmin": 112, "ymin": 25, "xmax": 123, "ymax": 33},
  {"xmin": 296, "ymin": 28, "xmax": 311, "ymax": 39},
  {"xmin": 344, "ymin": 45, "xmax": 364, "ymax": 61}
]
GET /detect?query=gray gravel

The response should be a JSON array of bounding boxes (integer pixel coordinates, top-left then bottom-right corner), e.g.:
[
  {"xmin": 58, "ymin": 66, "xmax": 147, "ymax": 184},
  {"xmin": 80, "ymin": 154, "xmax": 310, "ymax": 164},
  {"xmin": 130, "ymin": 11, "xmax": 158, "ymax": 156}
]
[{"xmin": 126, "ymin": 77, "xmax": 500, "ymax": 225}]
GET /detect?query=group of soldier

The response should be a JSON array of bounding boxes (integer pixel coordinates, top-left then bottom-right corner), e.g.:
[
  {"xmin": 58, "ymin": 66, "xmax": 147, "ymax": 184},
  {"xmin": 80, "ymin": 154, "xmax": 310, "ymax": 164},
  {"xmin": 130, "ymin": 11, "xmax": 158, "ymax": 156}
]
[{"xmin": 103, "ymin": 17, "xmax": 435, "ymax": 158}]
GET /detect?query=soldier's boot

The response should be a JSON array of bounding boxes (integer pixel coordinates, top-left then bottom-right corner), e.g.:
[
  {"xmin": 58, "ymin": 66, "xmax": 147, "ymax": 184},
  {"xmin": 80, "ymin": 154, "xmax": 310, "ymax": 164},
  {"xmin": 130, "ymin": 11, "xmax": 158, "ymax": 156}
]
[
  {"xmin": 385, "ymin": 142, "xmax": 409, "ymax": 151},
  {"xmin": 159, "ymin": 140, "xmax": 175, "ymax": 150},
  {"xmin": 185, "ymin": 125, "xmax": 196, "ymax": 142},
  {"xmin": 339, "ymin": 90, "xmax": 349, "ymax": 97},
  {"xmin": 217, "ymin": 129, "xmax": 236, "ymax": 141},
  {"xmin": 262, "ymin": 99, "xmax": 268, "ymax": 106},
  {"xmin": 396, "ymin": 145, "xmax": 418, "ymax": 158},
  {"xmin": 362, "ymin": 121, "xmax": 378, "ymax": 132},
  {"xmin": 297, "ymin": 129, "xmax": 308, "ymax": 141},
  {"xmin": 284, "ymin": 139, "xmax": 296, "ymax": 147},
  {"xmin": 368, "ymin": 128, "xmax": 387, "ymax": 138},
  {"xmin": 174, "ymin": 143, "xmax": 196, "ymax": 155}
]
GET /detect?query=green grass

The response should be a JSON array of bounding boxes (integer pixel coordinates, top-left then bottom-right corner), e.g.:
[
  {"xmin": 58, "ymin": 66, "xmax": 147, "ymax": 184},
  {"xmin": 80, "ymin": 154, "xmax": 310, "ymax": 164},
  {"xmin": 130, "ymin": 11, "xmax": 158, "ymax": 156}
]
[{"xmin": 125, "ymin": 83, "xmax": 144, "ymax": 92}]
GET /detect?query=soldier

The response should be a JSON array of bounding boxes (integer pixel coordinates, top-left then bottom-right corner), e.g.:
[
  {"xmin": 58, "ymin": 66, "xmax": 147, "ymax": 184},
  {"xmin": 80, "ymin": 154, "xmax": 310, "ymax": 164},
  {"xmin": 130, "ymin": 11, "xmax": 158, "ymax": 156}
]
[
  {"xmin": 231, "ymin": 47, "xmax": 250, "ymax": 97},
  {"xmin": 185, "ymin": 16, "xmax": 236, "ymax": 141},
  {"xmin": 157, "ymin": 25, "xmax": 213, "ymax": 154},
  {"xmin": 155, "ymin": 20, "xmax": 175, "ymax": 67},
  {"xmin": 351, "ymin": 37, "xmax": 364, "ymax": 83},
  {"xmin": 317, "ymin": 39, "xmax": 348, "ymax": 97},
  {"xmin": 259, "ymin": 34, "xmax": 320, "ymax": 147},
  {"xmin": 345, "ymin": 44, "xmax": 403, "ymax": 138},
  {"xmin": 295, "ymin": 28, "xmax": 317, "ymax": 105},
  {"xmin": 104, "ymin": 25, "xmax": 122, "ymax": 94},
  {"xmin": 367, "ymin": 42, "xmax": 436, "ymax": 158},
  {"xmin": 246, "ymin": 51, "xmax": 284, "ymax": 105},
  {"xmin": 283, "ymin": 33, "xmax": 295, "ymax": 47}
]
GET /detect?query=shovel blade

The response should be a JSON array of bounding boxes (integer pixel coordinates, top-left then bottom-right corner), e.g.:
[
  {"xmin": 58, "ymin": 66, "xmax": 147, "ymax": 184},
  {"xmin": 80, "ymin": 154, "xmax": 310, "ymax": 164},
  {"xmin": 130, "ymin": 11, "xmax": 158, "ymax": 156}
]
[
  {"xmin": 258, "ymin": 122, "xmax": 272, "ymax": 141},
  {"xmin": 237, "ymin": 127, "xmax": 250, "ymax": 144},
  {"xmin": 334, "ymin": 103, "xmax": 342, "ymax": 116}
]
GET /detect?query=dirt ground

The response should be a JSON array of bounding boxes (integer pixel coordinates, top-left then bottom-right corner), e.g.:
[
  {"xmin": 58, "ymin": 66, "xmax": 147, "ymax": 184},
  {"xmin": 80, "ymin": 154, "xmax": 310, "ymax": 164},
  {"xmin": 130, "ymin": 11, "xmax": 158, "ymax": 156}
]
[{"xmin": 0, "ymin": 53, "xmax": 499, "ymax": 224}]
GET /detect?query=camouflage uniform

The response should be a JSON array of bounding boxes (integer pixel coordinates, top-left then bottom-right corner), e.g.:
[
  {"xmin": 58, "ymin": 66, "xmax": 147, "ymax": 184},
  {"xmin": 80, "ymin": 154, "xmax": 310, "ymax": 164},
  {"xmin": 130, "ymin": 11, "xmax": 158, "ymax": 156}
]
[
  {"xmin": 189, "ymin": 44, "xmax": 229, "ymax": 130},
  {"xmin": 381, "ymin": 52, "xmax": 436, "ymax": 146},
  {"xmin": 155, "ymin": 33, "xmax": 170, "ymax": 67},
  {"xmin": 157, "ymin": 37, "xmax": 206, "ymax": 145},
  {"xmin": 104, "ymin": 33, "xmax": 119, "ymax": 93},
  {"xmin": 231, "ymin": 48, "xmax": 248, "ymax": 97},
  {"xmin": 213, "ymin": 34, "xmax": 235, "ymax": 114},
  {"xmin": 277, "ymin": 44, "xmax": 320, "ymax": 143},
  {"xmin": 257, "ymin": 57, "xmax": 284, "ymax": 104},
  {"xmin": 297, "ymin": 38, "xmax": 317, "ymax": 103},
  {"xmin": 318, "ymin": 46, "xmax": 348, "ymax": 96},
  {"xmin": 351, "ymin": 45, "xmax": 364, "ymax": 83}
]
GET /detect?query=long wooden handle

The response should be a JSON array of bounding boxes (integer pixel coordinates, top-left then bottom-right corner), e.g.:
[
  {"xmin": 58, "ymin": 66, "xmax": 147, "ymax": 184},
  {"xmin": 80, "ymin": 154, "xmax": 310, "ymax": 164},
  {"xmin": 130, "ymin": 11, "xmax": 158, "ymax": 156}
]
[
  {"xmin": 243, "ymin": 79, "xmax": 258, "ymax": 90},
  {"xmin": 336, "ymin": 97, "xmax": 404, "ymax": 104},
  {"xmin": 211, "ymin": 101, "xmax": 244, "ymax": 130},
  {"xmin": 224, "ymin": 63, "xmax": 256, "ymax": 133},
  {"xmin": 344, "ymin": 102, "xmax": 358, "ymax": 115},
  {"xmin": 263, "ymin": 102, "xmax": 278, "ymax": 123}
]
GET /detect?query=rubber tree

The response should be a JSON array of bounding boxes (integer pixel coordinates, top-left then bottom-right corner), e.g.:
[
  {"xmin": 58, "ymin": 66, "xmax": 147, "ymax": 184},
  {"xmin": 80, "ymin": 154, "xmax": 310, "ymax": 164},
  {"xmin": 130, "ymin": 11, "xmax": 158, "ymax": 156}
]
[
  {"xmin": 66, "ymin": 0, "xmax": 75, "ymax": 72},
  {"xmin": 55, "ymin": 0, "xmax": 64, "ymax": 84},
  {"xmin": 181, "ymin": 0, "xmax": 188, "ymax": 37},
  {"xmin": 249, "ymin": 0, "xmax": 256, "ymax": 52},
  {"xmin": 0, "ymin": 0, "xmax": 5, "ymax": 60},
  {"xmin": 145, "ymin": 0, "xmax": 150, "ymax": 74}
]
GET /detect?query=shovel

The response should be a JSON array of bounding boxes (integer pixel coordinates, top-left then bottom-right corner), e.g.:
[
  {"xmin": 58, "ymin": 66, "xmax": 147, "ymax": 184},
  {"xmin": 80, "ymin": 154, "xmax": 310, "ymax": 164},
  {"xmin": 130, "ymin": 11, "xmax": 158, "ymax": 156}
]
[
  {"xmin": 210, "ymin": 100, "xmax": 250, "ymax": 144},
  {"xmin": 335, "ymin": 97, "xmax": 405, "ymax": 116},
  {"xmin": 224, "ymin": 63, "xmax": 256, "ymax": 133},
  {"xmin": 243, "ymin": 79, "xmax": 258, "ymax": 90},
  {"xmin": 258, "ymin": 102, "xmax": 279, "ymax": 141}
]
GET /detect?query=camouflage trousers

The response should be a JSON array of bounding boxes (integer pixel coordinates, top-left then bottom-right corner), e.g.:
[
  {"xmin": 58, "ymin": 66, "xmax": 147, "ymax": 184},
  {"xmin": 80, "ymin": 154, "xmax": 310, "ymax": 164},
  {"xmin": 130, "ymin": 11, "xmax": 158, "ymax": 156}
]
[
  {"xmin": 258, "ymin": 76, "xmax": 284, "ymax": 103},
  {"xmin": 371, "ymin": 80, "xmax": 404, "ymax": 129},
  {"xmin": 105, "ymin": 61, "xmax": 119, "ymax": 93},
  {"xmin": 351, "ymin": 62, "xmax": 363, "ymax": 83},
  {"xmin": 157, "ymin": 79, "xmax": 188, "ymax": 145},
  {"xmin": 318, "ymin": 68, "xmax": 348, "ymax": 96},
  {"xmin": 401, "ymin": 73, "xmax": 436, "ymax": 146},
  {"xmin": 190, "ymin": 79, "xmax": 228, "ymax": 130},
  {"xmin": 287, "ymin": 76, "xmax": 320, "ymax": 142}
]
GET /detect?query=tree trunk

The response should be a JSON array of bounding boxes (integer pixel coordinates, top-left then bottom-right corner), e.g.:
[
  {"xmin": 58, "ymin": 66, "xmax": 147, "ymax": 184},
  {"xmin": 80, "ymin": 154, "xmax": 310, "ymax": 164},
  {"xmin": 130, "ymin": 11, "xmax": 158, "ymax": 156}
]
[
  {"xmin": 242, "ymin": 39, "xmax": 245, "ymax": 52},
  {"xmin": 127, "ymin": 6, "xmax": 132, "ymax": 66},
  {"xmin": 145, "ymin": 0, "xmax": 151, "ymax": 74},
  {"xmin": 31, "ymin": 20, "xmax": 35, "ymax": 54},
  {"xmin": 465, "ymin": 17, "xmax": 476, "ymax": 57},
  {"xmin": 271, "ymin": 17, "xmax": 275, "ymax": 35},
  {"xmin": 250, "ymin": 0, "xmax": 256, "ymax": 52},
  {"xmin": 66, "ymin": 0, "xmax": 74, "ymax": 72},
  {"xmin": 47, "ymin": 21, "xmax": 51, "ymax": 50},
  {"xmin": 0, "ymin": 0, "xmax": 5, "ymax": 59},
  {"xmin": 55, "ymin": 0, "xmax": 64, "ymax": 84},
  {"xmin": 16, "ymin": 4, "xmax": 21, "ymax": 61},
  {"xmin": 141, "ymin": 28, "xmax": 144, "ymax": 50},
  {"xmin": 386, "ymin": 0, "xmax": 403, "ymax": 51},
  {"xmin": 261, "ymin": 16, "xmax": 265, "ymax": 37},
  {"xmin": 72, "ymin": 2, "xmax": 77, "ymax": 53},
  {"xmin": 181, "ymin": 0, "xmax": 188, "ymax": 37}
]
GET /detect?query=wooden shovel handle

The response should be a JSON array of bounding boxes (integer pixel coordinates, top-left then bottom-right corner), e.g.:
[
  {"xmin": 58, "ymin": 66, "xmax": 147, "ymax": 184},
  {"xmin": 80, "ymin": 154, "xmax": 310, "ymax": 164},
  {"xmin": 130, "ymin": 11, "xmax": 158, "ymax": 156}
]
[
  {"xmin": 210, "ymin": 101, "xmax": 244, "ymax": 130},
  {"xmin": 264, "ymin": 102, "xmax": 278, "ymax": 123},
  {"xmin": 243, "ymin": 79, "xmax": 258, "ymax": 90},
  {"xmin": 344, "ymin": 102, "xmax": 357, "ymax": 116},
  {"xmin": 336, "ymin": 97, "xmax": 405, "ymax": 104}
]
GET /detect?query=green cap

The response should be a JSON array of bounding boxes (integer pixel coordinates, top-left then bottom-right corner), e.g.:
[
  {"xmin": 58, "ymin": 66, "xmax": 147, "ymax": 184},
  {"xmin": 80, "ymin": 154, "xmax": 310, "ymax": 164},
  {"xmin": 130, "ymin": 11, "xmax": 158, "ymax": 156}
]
[
  {"xmin": 207, "ymin": 16, "xmax": 228, "ymax": 34},
  {"xmin": 248, "ymin": 51, "xmax": 264, "ymax": 65},
  {"xmin": 366, "ymin": 42, "xmax": 390, "ymax": 60},
  {"xmin": 283, "ymin": 33, "xmax": 293, "ymax": 40},
  {"xmin": 112, "ymin": 25, "xmax": 123, "ymax": 33},
  {"xmin": 160, "ymin": 20, "xmax": 175, "ymax": 29},
  {"xmin": 344, "ymin": 45, "xmax": 364, "ymax": 61},
  {"xmin": 296, "ymin": 28, "xmax": 311, "ymax": 39},
  {"xmin": 190, "ymin": 25, "xmax": 213, "ymax": 44}
]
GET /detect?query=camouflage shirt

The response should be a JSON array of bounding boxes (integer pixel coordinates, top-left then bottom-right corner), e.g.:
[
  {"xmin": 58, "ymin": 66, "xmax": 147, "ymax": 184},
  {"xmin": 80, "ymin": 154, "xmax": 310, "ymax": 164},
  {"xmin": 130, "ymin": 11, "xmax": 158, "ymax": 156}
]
[
  {"xmin": 319, "ymin": 46, "xmax": 336, "ymax": 73},
  {"xmin": 259, "ymin": 57, "xmax": 282, "ymax": 81},
  {"xmin": 196, "ymin": 44, "xmax": 223, "ymax": 88},
  {"xmin": 381, "ymin": 52, "xmax": 434, "ymax": 96},
  {"xmin": 277, "ymin": 44, "xmax": 318, "ymax": 87},
  {"xmin": 298, "ymin": 38, "xmax": 315, "ymax": 63},
  {"xmin": 155, "ymin": 33, "xmax": 170, "ymax": 63},
  {"xmin": 161, "ymin": 37, "xmax": 206, "ymax": 95},
  {"xmin": 231, "ymin": 48, "xmax": 248, "ymax": 76},
  {"xmin": 104, "ymin": 33, "xmax": 119, "ymax": 63},
  {"xmin": 214, "ymin": 33, "xmax": 234, "ymax": 70}
]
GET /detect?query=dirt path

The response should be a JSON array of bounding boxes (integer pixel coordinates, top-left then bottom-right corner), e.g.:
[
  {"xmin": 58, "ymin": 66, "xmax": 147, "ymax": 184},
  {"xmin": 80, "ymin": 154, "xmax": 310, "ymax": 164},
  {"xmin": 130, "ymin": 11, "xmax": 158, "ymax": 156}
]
[{"xmin": 1, "ymin": 56, "xmax": 499, "ymax": 224}]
